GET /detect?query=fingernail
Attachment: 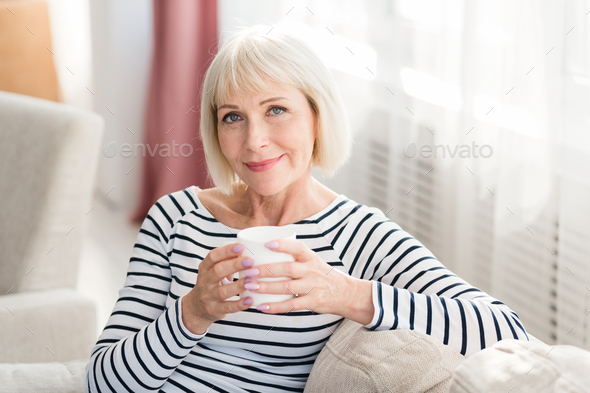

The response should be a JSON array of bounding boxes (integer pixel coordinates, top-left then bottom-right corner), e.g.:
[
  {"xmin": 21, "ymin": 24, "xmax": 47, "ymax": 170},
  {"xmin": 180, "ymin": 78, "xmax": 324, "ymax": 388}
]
[
  {"xmin": 245, "ymin": 282, "xmax": 259, "ymax": 290},
  {"xmin": 243, "ymin": 268, "xmax": 259, "ymax": 277},
  {"xmin": 257, "ymin": 304, "xmax": 270, "ymax": 311},
  {"xmin": 242, "ymin": 258, "xmax": 254, "ymax": 267},
  {"xmin": 245, "ymin": 277, "xmax": 254, "ymax": 283},
  {"xmin": 244, "ymin": 298, "xmax": 254, "ymax": 305},
  {"xmin": 233, "ymin": 244, "xmax": 245, "ymax": 253},
  {"xmin": 265, "ymin": 241, "xmax": 279, "ymax": 249}
]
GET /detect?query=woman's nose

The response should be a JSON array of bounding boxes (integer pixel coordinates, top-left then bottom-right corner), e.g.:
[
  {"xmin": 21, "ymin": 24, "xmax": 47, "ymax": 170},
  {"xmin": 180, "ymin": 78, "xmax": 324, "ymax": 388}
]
[{"xmin": 243, "ymin": 121, "xmax": 269, "ymax": 151}]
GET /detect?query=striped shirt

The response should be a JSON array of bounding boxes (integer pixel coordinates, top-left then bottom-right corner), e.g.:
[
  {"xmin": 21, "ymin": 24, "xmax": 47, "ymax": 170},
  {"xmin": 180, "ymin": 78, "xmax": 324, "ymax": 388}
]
[{"xmin": 85, "ymin": 185, "xmax": 529, "ymax": 393}]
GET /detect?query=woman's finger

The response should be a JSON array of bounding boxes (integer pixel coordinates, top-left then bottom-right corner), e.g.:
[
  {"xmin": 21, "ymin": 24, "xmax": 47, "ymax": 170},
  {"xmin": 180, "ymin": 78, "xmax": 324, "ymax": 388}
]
[
  {"xmin": 247, "ymin": 277, "xmax": 312, "ymax": 296},
  {"xmin": 221, "ymin": 296, "xmax": 254, "ymax": 314},
  {"xmin": 264, "ymin": 239, "xmax": 314, "ymax": 261},
  {"xmin": 255, "ymin": 297, "xmax": 303, "ymax": 314},
  {"xmin": 222, "ymin": 274, "xmax": 235, "ymax": 284},
  {"xmin": 206, "ymin": 255, "xmax": 256, "ymax": 284},
  {"xmin": 216, "ymin": 277, "xmax": 254, "ymax": 300},
  {"xmin": 200, "ymin": 242, "xmax": 245, "ymax": 272},
  {"xmin": 253, "ymin": 261, "xmax": 307, "ymax": 279}
]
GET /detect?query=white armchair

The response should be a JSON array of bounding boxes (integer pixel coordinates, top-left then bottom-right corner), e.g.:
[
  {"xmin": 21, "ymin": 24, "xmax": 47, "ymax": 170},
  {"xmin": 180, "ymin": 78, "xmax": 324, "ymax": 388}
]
[{"xmin": 0, "ymin": 90, "xmax": 103, "ymax": 364}]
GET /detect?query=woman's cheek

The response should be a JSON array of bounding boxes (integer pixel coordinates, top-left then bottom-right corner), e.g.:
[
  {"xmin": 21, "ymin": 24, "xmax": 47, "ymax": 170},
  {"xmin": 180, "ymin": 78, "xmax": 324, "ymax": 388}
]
[{"xmin": 217, "ymin": 133, "xmax": 234, "ymax": 158}]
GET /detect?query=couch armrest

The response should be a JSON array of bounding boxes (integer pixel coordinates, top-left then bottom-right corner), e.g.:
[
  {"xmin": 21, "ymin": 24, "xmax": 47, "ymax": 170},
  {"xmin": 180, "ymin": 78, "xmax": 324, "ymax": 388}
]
[
  {"xmin": 0, "ymin": 359, "xmax": 88, "ymax": 393},
  {"xmin": 0, "ymin": 288, "xmax": 96, "ymax": 363},
  {"xmin": 450, "ymin": 338, "xmax": 590, "ymax": 392},
  {"xmin": 305, "ymin": 319, "xmax": 465, "ymax": 392}
]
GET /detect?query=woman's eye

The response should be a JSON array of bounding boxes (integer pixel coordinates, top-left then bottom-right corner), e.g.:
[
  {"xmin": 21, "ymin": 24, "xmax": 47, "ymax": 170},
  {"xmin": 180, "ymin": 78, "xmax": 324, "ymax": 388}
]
[
  {"xmin": 223, "ymin": 113, "xmax": 240, "ymax": 123},
  {"xmin": 222, "ymin": 107, "xmax": 284, "ymax": 123},
  {"xmin": 270, "ymin": 107, "xmax": 285, "ymax": 115}
]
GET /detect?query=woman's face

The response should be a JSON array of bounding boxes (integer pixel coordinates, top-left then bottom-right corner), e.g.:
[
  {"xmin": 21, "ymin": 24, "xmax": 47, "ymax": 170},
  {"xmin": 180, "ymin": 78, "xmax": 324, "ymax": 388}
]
[{"xmin": 216, "ymin": 81, "xmax": 317, "ymax": 196}]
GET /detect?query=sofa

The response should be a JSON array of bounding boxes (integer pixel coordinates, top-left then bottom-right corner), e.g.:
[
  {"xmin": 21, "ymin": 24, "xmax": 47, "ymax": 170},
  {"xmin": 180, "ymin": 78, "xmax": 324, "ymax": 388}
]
[
  {"xmin": 2, "ymin": 318, "xmax": 590, "ymax": 393},
  {"xmin": 0, "ymin": 90, "xmax": 103, "ymax": 366}
]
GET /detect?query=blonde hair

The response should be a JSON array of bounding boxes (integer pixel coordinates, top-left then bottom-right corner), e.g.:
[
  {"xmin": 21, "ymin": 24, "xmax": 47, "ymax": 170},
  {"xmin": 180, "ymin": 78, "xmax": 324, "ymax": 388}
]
[{"xmin": 199, "ymin": 25, "xmax": 353, "ymax": 196}]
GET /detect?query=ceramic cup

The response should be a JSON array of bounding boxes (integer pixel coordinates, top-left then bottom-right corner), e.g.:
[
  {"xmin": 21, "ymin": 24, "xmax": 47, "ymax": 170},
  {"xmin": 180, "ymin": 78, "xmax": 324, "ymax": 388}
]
[{"xmin": 224, "ymin": 226, "xmax": 296, "ymax": 308}]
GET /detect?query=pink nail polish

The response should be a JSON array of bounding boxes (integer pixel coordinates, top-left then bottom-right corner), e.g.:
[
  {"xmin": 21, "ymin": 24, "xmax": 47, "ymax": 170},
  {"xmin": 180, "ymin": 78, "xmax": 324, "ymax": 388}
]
[
  {"xmin": 257, "ymin": 304, "xmax": 270, "ymax": 311},
  {"xmin": 242, "ymin": 258, "xmax": 254, "ymax": 267},
  {"xmin": 233, "ymin": 244, "xmax": 245, "ymax": 253},
  {"xmin": 265, "ymin": 241, "xmax": 279, "ymax": 249},
  {"xmin": 244, "ymin": 268, "xmax": 259, "ymax": 277},
  {"xmin": 245, "ymin": 282, "xmax": 259, "ymax": 291},
  {"xmin": 244, "ymin": 298, "xmax": 254, "ymax": 305},
  {"xmin": 245, "ymin": 277, "xmax": 254, "ymax": 283}
]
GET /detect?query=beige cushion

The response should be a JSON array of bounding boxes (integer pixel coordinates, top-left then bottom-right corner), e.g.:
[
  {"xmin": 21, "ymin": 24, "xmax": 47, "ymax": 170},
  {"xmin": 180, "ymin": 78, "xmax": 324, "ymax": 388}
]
[
  {"xmin": 0, "ymin": 359, "xmax": 87, "ymax": 393},
  {"xmin": 450, "ymin": 338, "xmax": 590, "ymax": 393},
  {"xmin": 305, "ymin": 318, "xmax": 466, "ymax": 392},
  {"xmin": 0, "ymin": 289, "xmax": 96, "ymax": 363}
]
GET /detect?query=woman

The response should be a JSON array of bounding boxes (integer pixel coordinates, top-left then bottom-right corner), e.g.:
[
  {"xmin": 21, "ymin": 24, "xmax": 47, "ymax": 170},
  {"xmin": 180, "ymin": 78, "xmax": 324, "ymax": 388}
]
[{"xmin": 85, "ymin": 25, "xmax": 528, "ymax": 392}]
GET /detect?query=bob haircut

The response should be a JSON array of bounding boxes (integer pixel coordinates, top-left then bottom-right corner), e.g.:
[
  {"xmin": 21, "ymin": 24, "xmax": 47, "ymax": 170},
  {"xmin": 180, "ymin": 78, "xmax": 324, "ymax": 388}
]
[{"xmin": 199, "ymin": 25, "xmax": 353, "ymax": 196}]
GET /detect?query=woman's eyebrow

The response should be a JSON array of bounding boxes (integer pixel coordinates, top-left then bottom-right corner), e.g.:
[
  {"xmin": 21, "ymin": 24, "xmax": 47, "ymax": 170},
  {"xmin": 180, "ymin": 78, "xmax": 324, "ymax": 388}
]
[
  {"xmin": 259, "ymin": 96, "xmax": 289, "ymax": 105},
  {"xmin": 218, "ymin": 97, "xmax": 290, "ymax": 110}
]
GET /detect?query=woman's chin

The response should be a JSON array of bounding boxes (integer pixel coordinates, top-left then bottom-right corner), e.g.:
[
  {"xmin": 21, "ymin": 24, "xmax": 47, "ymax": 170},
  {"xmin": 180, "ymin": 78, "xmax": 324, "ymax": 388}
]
[{"xmin": 240, "ymin": 178, "xmax": 286, "ymax": 197}]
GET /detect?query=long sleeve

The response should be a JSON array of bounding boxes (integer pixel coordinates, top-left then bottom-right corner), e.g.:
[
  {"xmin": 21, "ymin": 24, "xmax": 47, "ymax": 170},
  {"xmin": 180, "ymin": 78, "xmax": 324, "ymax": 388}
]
[
  {"xmin": 84, "ymin": 198, "xmax": 207, "ymax": 393},
  {"xmin": 341, "ymin": 208, "xmax": 529, "ymax": 358}
]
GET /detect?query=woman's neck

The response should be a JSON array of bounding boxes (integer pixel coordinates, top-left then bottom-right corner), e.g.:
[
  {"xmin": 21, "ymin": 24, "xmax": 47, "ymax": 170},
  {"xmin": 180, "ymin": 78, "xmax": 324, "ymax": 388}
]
[{"xmin": 230, "ymin": 176, "xmax": 336, "ymax": 227}]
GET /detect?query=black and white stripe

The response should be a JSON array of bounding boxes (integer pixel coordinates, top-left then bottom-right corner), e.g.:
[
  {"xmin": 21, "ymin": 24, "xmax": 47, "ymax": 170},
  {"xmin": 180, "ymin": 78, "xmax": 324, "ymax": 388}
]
[{"xmin": 85, "ymin": 186, "xmax": 528, "ymax": 392}]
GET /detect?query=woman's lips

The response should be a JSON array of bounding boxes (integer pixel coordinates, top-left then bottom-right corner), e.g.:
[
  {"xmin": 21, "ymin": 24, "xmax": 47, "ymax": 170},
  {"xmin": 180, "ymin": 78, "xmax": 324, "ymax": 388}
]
[{"xmin": 245, "ymin": 155, "xmax": 283, "ymax": 172}]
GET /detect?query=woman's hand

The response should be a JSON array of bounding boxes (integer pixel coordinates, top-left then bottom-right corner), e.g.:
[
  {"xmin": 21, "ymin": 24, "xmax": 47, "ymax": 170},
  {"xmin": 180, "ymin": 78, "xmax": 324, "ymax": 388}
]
[
  {"xmin": 182, "ymin": 243, "xmax": 258, "ymax": 335},
  {"xmin": 246, "ymin": 239, "xmax": 373, "ymax": 322}
]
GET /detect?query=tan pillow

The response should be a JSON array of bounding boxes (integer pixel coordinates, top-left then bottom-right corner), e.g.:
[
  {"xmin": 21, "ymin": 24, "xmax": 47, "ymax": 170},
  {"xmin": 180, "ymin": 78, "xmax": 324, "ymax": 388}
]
[
  {"xmin": 305, "ymin": 318, "xmax": 466, "ymax": 392},
  {"xmin": 450, "ymin": 339, "xmax": 590, "ymax": 393}
]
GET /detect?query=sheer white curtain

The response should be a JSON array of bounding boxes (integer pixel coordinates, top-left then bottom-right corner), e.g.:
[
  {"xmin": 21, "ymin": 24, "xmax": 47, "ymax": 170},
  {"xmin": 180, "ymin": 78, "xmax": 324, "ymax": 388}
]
[
  {"xmin": 557, "ymin": 1, "xmax": 590, "ymax": 348},
  {"xmin": 218, "ymin": 0, "xmax": 590, "ymax": 347}
]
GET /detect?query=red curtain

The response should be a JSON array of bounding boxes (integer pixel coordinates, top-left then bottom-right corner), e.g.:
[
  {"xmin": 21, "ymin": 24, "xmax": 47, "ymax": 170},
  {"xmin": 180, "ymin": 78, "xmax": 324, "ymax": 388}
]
[{"xmin": 130, "ymin": 0, "xmax": 217, "ymax": 223}]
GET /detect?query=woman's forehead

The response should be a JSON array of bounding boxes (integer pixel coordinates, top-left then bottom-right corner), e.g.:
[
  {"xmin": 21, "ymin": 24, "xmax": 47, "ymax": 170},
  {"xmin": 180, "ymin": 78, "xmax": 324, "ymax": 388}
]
[{"xmin": 217, "ymin": 83, "xmax": 302, "ymax": 108}]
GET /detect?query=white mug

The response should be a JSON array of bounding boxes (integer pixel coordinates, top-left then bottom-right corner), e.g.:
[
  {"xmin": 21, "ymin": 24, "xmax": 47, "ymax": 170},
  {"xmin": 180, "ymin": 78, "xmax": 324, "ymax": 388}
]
[{"xmin": 224, "ymin": 226, "xmax": 296, "ymax": 308}]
